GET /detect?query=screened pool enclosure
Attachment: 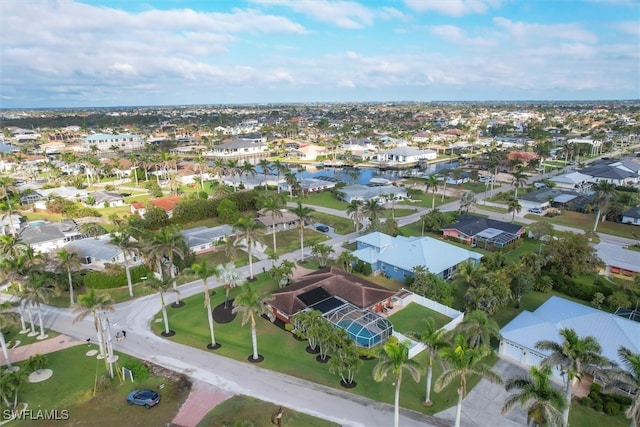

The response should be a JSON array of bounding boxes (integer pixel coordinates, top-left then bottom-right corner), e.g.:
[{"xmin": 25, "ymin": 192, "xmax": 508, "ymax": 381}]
[{"xmin": 324, "ymin": 303, "xmax": 393, "ymax": 348}]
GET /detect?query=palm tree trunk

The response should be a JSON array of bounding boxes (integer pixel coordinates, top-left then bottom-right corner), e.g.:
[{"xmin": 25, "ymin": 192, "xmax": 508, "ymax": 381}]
[
  {"xmin": 299, "ymin": 226, "xmax": 305, "ymax": 262},
  {"xmin": 455, "ymin": 386, "xmax": 464, "ymax": 427},
  {"xmin": 442, "ymin": 182, "xmax": 447, "ymax": 202},
  {"xmin": 124, "ymin": 257, "xmax": 133, "ymax": 298},
  {"xmin": 206, "ymin": 302, "xmax": 216, "ymax": 346},
  {"xmin": 394, "ymin": 372, "xmax": 402, "ymax": 427},
  {"xmin": 250, "ymin": 318, "xmax": 259, "ymax": 360},
  {"xmin": 67, "ymin": 271, "xmax": 74, "ymax": 305},
  {"xmin": 18, "ymin": 302, "xmax": 27, "ymax": 333},
  {"xmin": 248, "ymin": 243, "xmax": 254, "ymax": 279},
  {"xmin": 0, "ymin": 332, "xmax": 12, "ymax": 368},
  {"xmin": 593, "ymin": 209, "xmax": 602, "ymax": 232},
  {"xmin": 272, "ymin": 217, "xmax": 277, "ymax": 257},
  {"xmin": 26, "ymin": 304, "xmax": 35, "ymax": 333},
  {"xmin": 425, "ymin": 363, "xmax": 433, "ymax": 404},
  {"xmin": 162, "ymin": 305, "xmax": 170, "ymax": 335},
  {"xmin": 169, "ymin": 258, "xmax": 181, "ymax": 305},
  {"xmin": 36, "ymin": 304, "xmax": 46, "ymax": 337},
  {"xmin": 563, "ymin": 379, "xmax": 571, "ymax": 427}
]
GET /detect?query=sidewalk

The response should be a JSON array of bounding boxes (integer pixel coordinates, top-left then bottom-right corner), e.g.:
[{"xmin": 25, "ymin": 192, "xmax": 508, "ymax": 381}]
[
  {"xmin": 2, "ymin": 334, "xmax": 82, "ymax": 365},
  {"xmin": 172, "ymin": 380, "xmax": 233, "ymax": 427}
]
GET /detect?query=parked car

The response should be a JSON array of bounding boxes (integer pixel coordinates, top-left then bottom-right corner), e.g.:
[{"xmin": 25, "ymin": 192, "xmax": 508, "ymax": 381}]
[
  {"xmin": 533, "ymin": 182, "xmax": 547, "ymax": 189},
  {"xmin": 528, "ymin": 207, "xmax": 544, "ymax": 214},
  {"xmin": 315, "ymin": 224, "xmax": 329, "ymax": 232},
  {"xmin": 127, "ymin": 389, "xmax": 160, "ymax": 408}
]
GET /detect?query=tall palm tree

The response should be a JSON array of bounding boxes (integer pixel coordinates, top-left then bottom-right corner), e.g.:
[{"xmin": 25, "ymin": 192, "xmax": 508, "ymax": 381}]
[
  {"xmin": 187, "ymin": 260, "xmax": 220, "ymax": 349},
  {"xmin": 259, "ymin": 192, "xmax": 285, "ymax": 258},
  {"xmin": 0, "ymin": 234, "xmax": 26, "ymax": 259},
  {"xmin": 109, "ymin": 229, "xmax": 140, "ymax": 298},
  {"xmin": 284, "ymin": 171, "xmax": 299, "ymax": 198},
  {"xmin": 460, "ymin": 191, "xmax": 477, "ymax": 213},
  {"xmin": 346, "ymin": 200, "xmax": 364, "ymax": 233},
  {"xmin": 435, "ymin": 334, "xmax": 502, "ymax": 427},
  {"xmin": 20, "ymin": 273, "xmax": 52, "ymax": 339},
  {"xmin": 362, "ymin": 199, "xmax": 385, "ymax": 225},
  {"xmin": 235, "ymin": 214, "xmax": 264, "ymax": 280},
  {"xmin": 617, "ymin": 346, "xmax": 640, "ymax": 427},
  {"xmin": 54, "ymin": 248, "xmax": 81, "ymax": 305},
  {"xmin": 592, "ymin": 181, "xmax": 617, "ymax": 232},
  {"xmin": 508, "ymin": 199, "xmax": 522, "ymax": 222},
  {"xmin": 232, "ymin": 284, "xmax": 275, "ymax": 362},
  {"xmin": 225, "ymin": 159, "xmax": 240, "ymax": 191},
  {"xmin": 439, "ymin": 168, "xmax": 451, "ymax": 202},
  {"xmin": 73, "ymin": 289, "xmax": 115, "ymax": 375},
  {"xmin": 147, "ymin": 226, "xmax": 185, "ymax": 305},
  {"xmin": 0, "ymin": 302, "xmax": 20, "ymax": 369},
  {"xmin": 216, "ymin": 262, "xmax": 244, "ymax": 309},
  {"xmin": 144, "ymin": 276, "xmax": 178, "ymax": 337},
  {"xmin": 290, "ymin": 200, "xmax": 314, "ymax": 262},
  {"xmin": 408, "ymin": 318, "xmax": 449, "ymax": 406},
  {"xmin": 511, "ymin": 169, "xmax": 528, "ymax": 200},
  {"xmin": 240, "ymin": 160, "xmax": 256, "ymax": 188},
  {"xmin": 271, "ymin": 160, "xmax": 287, "ymax": 193},
  {"xmin": 424, "ymin": 174, "xmax": 439, "ymax": 210},
  {"xmin": 0, "ymin": 177, "xmax": 17, "ymax": 234},
  {"xmin": 373, "ymin": 337, "xmax": 423, "ymax": 427},
  {"xmin": 535, "ymin": 328, "xmax": 608, "ymax": 427},
  {"xmin": 501, "ymin": 365, "xmax": 565, "ymax": 427},
  {"xmin": 258, "ymin": 159, "xmax": 272, "ymax": 188},
  {"xmin": 454, "ymin": 310, "xmax": 501, "ymax": 349},
  {"xmin": 222, "ymin": 234, "xmax": 241, "ymax": 263}
]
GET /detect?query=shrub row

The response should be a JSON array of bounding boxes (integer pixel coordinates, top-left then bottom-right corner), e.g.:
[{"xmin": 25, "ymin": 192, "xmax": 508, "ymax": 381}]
[{"xmin": 83, "ymin": 265, "xmax": 151, "ymax": 289}]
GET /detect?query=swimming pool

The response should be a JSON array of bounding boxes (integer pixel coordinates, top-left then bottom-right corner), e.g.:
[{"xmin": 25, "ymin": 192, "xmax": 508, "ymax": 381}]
[{"xmin": 337, "ymin": 320, "xmax": 384, "ymax": 347}]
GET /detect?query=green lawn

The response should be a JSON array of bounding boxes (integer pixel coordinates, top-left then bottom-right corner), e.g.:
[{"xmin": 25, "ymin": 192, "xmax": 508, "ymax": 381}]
[
  {"xmin": 398, "ymin": 195, "xmax": 456, "ymax": 209},
  {"xmin": 450, "ymin": 182, "xmax": 488, "ymax": 193},
  {"xmin": 570, "ymin": 403, "xmax": 629, "ymax": 427},
  {"xmin": 17, "ymin": 345, "xmax": 190, "ymax": 427},
  {"xmin": 311, "ymin": 212, "xmax": 355, "ymax": 234},
  {"xmin": 262, "ymin": 229, "xmax": 330, "ymax": 257},
  {"xmin": 197, "ymin": 395, "xmax": 339, "ymax": 427},
  {"xmin": 153, "ymin": 274, "xmax": 493, "ymax": 416},
  {"xmin": 525, "ymin": 211, "xmax": 638, "ymax": 239},
  {"xmin": 297, "ymin": 192, "xmax": 348, "ymax": 210},
  {"xmin": 388, "ymin": 303, "xmax": 451, "ymax": 334},
  {"xmin": 477, "ymin": 204, "xmax": 508, "ymax": 214}
]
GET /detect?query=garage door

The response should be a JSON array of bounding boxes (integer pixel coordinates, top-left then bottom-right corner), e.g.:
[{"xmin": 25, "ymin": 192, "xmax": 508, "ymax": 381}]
[
  {"xmin": 525, "ymin": 351, "xmax": 545, "ymax": 367},
  {"xmin": 501, "ymin": 341, "xmax": 523, "ymax": 363}
]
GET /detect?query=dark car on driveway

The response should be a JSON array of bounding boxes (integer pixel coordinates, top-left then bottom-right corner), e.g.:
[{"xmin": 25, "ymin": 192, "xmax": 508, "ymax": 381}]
[
  {"xmin": 127, "ymin": 389, "xmax": 160, "ymax": 408},
  {"xmin": 315, "ymin": 224, "xmax": 329, "ymax": 232}
]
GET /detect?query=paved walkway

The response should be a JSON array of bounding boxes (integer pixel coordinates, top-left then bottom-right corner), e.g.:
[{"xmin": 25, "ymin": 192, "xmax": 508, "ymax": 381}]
[
  {"xmin": 172, "ymin": 380, "xmax": 233, "ymax": 427},
  {"xmin": 2, "ymin": 334, "xmax": 82, "ymax": 365}
]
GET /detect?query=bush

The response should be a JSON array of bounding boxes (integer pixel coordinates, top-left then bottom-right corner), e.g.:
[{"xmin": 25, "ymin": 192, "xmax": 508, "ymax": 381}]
[
  {"xmin": 95, "ymin": 375, "xmax": 113, "ymax": 393},
  {"xmin": 85, "ymin": 265, "xmax": 151, "ymax": 289},
  {"xmin": 578, "ymin": 397, "xmax": 592, "ymax": 406},
  {"xmin": 123, "ymin": 359, "xmax": 150, "ymax": 381},
  {"xmin": 23, "ymin": 354, "xmax": 47, "ymax": 373},
  {"xmin": 603, "ymin": 401, "xmax": 621, "ymax": 415},
  {"xmin": 593, "ymin": 401, "xmax": 604, "ymax": 412},
  {"xmin": 590, "ymin": 383, "xmax": 602, "ymax": 394}
]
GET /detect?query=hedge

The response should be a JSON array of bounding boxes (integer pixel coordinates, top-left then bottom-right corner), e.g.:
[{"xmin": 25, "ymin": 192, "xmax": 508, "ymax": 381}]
[{"xmin": 84, "ymin": 265, "xmax": 151, "ymax": 289}]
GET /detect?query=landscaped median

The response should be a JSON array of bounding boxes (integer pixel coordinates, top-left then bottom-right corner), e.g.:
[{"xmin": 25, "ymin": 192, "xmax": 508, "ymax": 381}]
[{"xmin": 150, "ymin": 272, "xmax": 492, "ymax": 416}]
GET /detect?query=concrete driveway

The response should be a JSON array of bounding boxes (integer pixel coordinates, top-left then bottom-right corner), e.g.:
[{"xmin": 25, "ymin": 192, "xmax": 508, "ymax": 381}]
[{"xmin": 436, "ymin": 358, "xmax": 528, "ymax": 427}]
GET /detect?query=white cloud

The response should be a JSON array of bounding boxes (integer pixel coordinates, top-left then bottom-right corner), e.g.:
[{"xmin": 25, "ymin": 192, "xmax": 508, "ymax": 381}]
[
  {"xmin": 252, "ymin": 0, "xmax": 374, "ymax": 29},
  {"xmin": 429, "ymin": 25, "xmax": 498, "ymax": 48},
  {"xmin": 493, "ymin": 17, "xmax": 598, "ymax": 44},
  {"xmin": 404, "ymin": 0, "xmax": 501, "ymax": 16},
  {"xmin": 609, "ymin": 21, "xmax": 640, "ymax": 36},
  {"xmin": 109, "ymin": 63, "xmax": 137, "ymax": 76}
]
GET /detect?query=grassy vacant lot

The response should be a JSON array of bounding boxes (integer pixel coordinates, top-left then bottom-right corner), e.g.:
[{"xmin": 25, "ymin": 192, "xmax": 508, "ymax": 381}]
[
  {"xmin": 197, "ymin": 395, "xmax": 339, "ymax": 427},
  {"xmin": 388, "ymin": 303, "xmax": 451, "ymax": 334},
  {"xmin": 261, "ymin": 228, "xmax": 330, "ymax": 257},
  {"xmin": 297, "ymin": 192, "xmax": 348, "ymax": 210},
  {"xmin": 525, "ymin": 210, "xmax": 637, "ymax": 239},
  {"xmin": 154, "ymin": 273, "xmax": 490, "ymax": 416},
  {"xmin": 17, "ymin": 345, "xmax": 189, "ymax": 427},
  {"xmin": 311, "ymin": 212, "xmax": 355, "ymax": 234}
]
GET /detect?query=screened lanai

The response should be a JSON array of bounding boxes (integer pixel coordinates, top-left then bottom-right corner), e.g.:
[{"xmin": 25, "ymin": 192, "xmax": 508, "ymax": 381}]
[{"xmin": 324, "ymin": 303, "xmax": 393, "ymax": 348}]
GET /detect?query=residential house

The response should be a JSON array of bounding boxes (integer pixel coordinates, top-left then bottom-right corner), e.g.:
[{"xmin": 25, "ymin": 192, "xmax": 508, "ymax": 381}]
[
  {"xmin": 180, "ymin": 225, "xmax": 234, "ymax": 254},
  {"xmin": 517, "ymin": 188, "xmax": 589, "ymax": 212},
  {"xmin": 441, "ymin": 214, "xmax": 526, "ymax": 249},
  {"xmin": 89, "ymin": 190, "xmax": 125, "ymax": 208},
  {"xmin": 203, "ymin": 139, "xmax": 268, "ymax": 160},
  {"xmin": 338, "ymin": 184, "xmax": 407, "ymax": 204},
  {"xmin": 621, "ymin": 206, "xmax": 640, "ymax": 225},
  {"xmin": 593, "ymin": 242, "xmax": 640, "ymax": 278},
  {"xmin": 19, "ymin": 221, "xmax": 82, "ymax": 254},
  {"xmin": 549, "ymin": 172, "xmax": 593, "ymax": 193},
  {"xmin": 63, "ymin": 236, "xmax": 134, "ymax": 269},
  {"xmin": 286, "ymin": 143, "xmax": 327, "ymax": 161},
  {"xmin": 500, "ymin": 296, "xmax": 639, "ymax": 375},
  {"xmin": 33, "ymin": 186, "xmax": 89, "ymax": 210},
  {"xmin": 83, "ymin": 133, "xmax": 144, "ymax": 152},
  {"xmin": 256, "ymin": 210, "xmax": 301, "ymax": 233},
  {"xmin": 581, "ymin": 162, "xmax": 638, "ymax": 186},
  {"xmin": 377, "ymin": 147, "xmax": 437, "ymax": 166},
  {"xmin": 130, "ymin": 196, "xmax": 181, "ymax": 218},
  {"xmin": 298, "ymin": 178, "xmax": 337, "ymax": 193},
  {"xmin": 352, "ymin": 232, "xmax": 483, "ymax": 281}
]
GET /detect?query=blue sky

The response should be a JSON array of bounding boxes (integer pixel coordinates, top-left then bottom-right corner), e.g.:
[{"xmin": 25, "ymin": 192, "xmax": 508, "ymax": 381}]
[{"xmin": 1, "ymin": 0, "xmax": 638, "ymax": 108}]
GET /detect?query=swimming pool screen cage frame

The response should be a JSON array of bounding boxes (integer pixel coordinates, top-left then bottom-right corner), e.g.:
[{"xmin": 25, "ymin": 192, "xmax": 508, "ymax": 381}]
[{"xmin": 324, "ymin": 303, "xmax": 393, "ymax": 349}]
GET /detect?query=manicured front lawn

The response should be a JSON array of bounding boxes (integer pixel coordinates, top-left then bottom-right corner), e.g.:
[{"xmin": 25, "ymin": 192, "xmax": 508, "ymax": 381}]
[
  {"xmin": 525, "ymin": 210, "xmax": 638, "ymax": 239},
  {"xmin": 389, "ymin": 303, "xmax": 451, "ymax": 334},
  {"xmin": 18, "ymin": 345, "xmax": 189, "ymax": 427},
  {"xmin": 569, "ymin": 403, "xmax": 629, "ymax": 427},
  {"xmin": 296, "ymin": 192, "xmax": 348, "ymax": 210},
  {"xmin": 198, "ymin": 395, "xmax": 339, "ymax": 427},
  {"xmin": 154, "ymin": 274, "xmax": 493, "ymax": 416},
  {"xmin": 262, "ymin": 229, "xmax": 330, "ymax": 257},
  {"xmin": 311, "ymin": 212, "xmax": 355, "ymax": 234}
]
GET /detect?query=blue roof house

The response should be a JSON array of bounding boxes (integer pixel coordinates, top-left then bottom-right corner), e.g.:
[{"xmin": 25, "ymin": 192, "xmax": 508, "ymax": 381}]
[{"xmin": 352, "ymin": 232, "xmax": 483, "ymax": 281}]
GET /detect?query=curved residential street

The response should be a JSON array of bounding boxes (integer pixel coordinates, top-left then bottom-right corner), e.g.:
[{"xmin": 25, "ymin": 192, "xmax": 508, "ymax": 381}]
[{"xmin": 10, "ymin": 160, "xmax": 639, "ymax": 427}]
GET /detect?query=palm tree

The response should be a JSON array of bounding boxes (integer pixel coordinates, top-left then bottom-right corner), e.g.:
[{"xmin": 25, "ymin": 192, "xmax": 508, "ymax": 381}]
[
  {"xmin": 424, "ymin": 174, "xmax": 439, "ymax": 210},
  {"xmin": 459, "ymin": 191, "xmax": 477, "ymax": 213},
  {"xmin": 346, "ymin": 200, "xmax": 364, "ymax": 233},
  {"xmin": 73, "ymin": 289, "xmax": 115, "ymax": 375},
  {"xmin": 362, "ymin": 199, "xmax": 385, "ymax": 225},
  {"xmin": 408, "ymin": 318, "xmax": 449, "ymax": 406},
  {"xmin": 592, "ymin": 181, "xmax": 617, "ymax": 232},
  {"xmin": 512, "ymin": 169, "xmax": 528, "ymax": 200},
  {"xmin": 501, "ymin": 365, "xmax": 565, "ymax": 427},
  {"xmin": 259, "ymin": 192, "xmax": 285, "ymax": 259},
  {"xmin": 373, "ymin": 337, "xmax": 423, "ymax": 427},
  {"xmin": 235, "ymin": 214, "xmax": 264, "ymax": 280},
  {"xmin": 439, "ymin": 168, "xmax": 451, "ymax": 202},
  {"xmin": 147, "ymin": 226, "xmax": 185, "ymax": 306},
  {"xmin": 225, "ymin": 159, "xmax": 240, "ymax": 191},
  {"xmin": 216, "ymin": 262, "xmax": 244, "ymax": 309},
  {"xmin": 222, "ymin": 234, "xmax": 241, "ymax": 263},
  {"xmin": 435, "ymin": 334, "xmax": 502, "ymax": 427},
  {"xmin": 54, "ymin": 248, "xmax": 81, "ymax": 305},
  {"xmin": 0, "ymin": 234, "xmax": 26, "ymax": 259},
  {"xmin": 290, "ymin": 200, "xmax": 314, "ymax": 262},
  {"xmin": 535, "ymin": 328, "xmax": 608, "ymax": 427},
  {"xmin": 186, "ymin": 260, "xmax": 220, "ymax": 350},
  {"xmin": 0, "ymin": 177, "xmax": 17, "ymax": 234},
  {"xmin": 0, "ymin": 302, "xmax": 20, "ymax": 369},
  {"xmin": 232, "ymin": 284, "xmax": 275, "ymax": 362},
  {"xmin": 284, "ymin": 171, "xmax": 299, "ymax": 198},
  {"xmin": 271, "ymin": 160, "xmax": 287, "ymax": 193},
  {"xmin": 508, "ymin": 199, "xmax": 522, "ymax": 222},
  {"xmin": 144, "ymin": 276, "xmax": 178, "ymax": 337},
  {"xmin": 337, "ymin": 250, "xmax": 357, "ymax": 273},
  {"xmin": 454, "ymin": 310, "xmax": 501, "ymax": 349},
  {"xmin": 240, "ymin": 160, "xmax": 256, "ymax": 188},
  {"xmin": 109, "ymin": 229, "xmax": 140, "ymax": 298},
  {"xmin": 617, "ymin": 346, "xmax": 640, "ymax": 427},
  {"xmin": 20, "ymin": 273, "xmax": 52, "ymax": 339},
  {"xmin": 258, "ymin": 159, "xmax": 272, "ymax": 188}
]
